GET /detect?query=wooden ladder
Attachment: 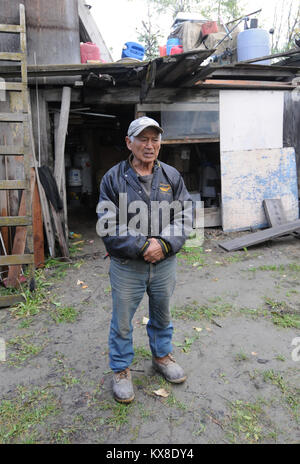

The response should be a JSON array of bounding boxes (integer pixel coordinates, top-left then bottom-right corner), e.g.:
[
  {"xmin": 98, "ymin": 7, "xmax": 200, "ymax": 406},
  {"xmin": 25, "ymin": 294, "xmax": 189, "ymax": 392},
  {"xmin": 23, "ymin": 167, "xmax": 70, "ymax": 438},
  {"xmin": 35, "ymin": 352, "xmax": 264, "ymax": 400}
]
[{"xmin": 0, "ymin": 4, "xmax": 35, "ymax": 308}]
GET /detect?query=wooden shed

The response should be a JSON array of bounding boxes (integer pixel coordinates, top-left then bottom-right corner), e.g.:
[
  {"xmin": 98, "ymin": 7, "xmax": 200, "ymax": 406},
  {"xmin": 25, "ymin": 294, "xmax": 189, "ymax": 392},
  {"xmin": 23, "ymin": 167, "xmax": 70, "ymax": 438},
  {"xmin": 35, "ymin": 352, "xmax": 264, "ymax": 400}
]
[{"xmin": 1, "ymin": 0, "xmax": 300, "ymax": 268}]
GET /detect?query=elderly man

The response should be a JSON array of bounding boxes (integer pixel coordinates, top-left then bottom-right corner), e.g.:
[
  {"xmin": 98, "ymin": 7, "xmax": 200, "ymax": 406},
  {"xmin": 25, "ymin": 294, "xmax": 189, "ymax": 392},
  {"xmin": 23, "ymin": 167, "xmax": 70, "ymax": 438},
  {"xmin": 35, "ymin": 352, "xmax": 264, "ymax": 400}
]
[{"xmin": 97, "ymin": 116, "xmax": 193, "ymax": 403}]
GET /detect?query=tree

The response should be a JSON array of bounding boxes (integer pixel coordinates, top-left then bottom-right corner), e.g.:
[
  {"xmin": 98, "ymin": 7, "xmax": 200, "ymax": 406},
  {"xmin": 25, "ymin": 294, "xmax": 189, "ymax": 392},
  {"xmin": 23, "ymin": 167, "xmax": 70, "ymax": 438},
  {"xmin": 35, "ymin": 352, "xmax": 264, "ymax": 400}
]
[
  {"xmin": 147, "ymin": 0, "xmax": 245, "ymax": 22},
  {"xmin": 271, "ymin": 0, "xmax": 300, "ymax": 52},
  {"xmin": 136, "ymin": 2, "xmax": 163, "ymax": 60}
]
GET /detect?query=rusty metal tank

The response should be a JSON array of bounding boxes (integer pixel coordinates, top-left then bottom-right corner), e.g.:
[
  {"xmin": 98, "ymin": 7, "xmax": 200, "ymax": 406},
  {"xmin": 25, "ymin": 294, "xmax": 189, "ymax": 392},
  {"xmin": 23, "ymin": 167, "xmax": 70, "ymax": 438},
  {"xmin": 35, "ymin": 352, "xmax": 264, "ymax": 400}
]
[{"xmin": 0, "ymin": 0, "xmax": 81, "ymax": 65}]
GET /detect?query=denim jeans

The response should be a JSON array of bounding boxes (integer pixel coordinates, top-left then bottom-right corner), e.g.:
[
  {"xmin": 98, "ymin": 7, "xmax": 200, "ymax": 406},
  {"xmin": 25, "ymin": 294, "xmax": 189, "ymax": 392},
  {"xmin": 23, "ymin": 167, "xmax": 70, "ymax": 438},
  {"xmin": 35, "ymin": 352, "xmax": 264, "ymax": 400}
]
[{"xmin": 108, "ymin": 255, "xmax": 177, "ymax": 372}]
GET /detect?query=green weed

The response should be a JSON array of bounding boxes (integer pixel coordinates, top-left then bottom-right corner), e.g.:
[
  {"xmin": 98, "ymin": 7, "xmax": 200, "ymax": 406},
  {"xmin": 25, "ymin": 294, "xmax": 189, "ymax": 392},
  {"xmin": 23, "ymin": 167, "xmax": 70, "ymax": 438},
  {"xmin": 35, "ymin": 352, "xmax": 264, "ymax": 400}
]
[
  {"xmin": 50, "ymin": 305, "xmax": 78, "ymax": 324},
  {"xmin": 0, "ymin": 387, "xmax": 59, "ymax": 444},
  {"xmin": 7, "ymin": 336, "xmax": 43, "ymax": 366}
]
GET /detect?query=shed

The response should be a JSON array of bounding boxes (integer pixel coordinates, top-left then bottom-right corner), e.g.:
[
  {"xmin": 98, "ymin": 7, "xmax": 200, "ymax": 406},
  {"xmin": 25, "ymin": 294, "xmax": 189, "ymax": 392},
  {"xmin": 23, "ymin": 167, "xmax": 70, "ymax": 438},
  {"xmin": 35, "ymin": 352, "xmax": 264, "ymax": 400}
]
[{"xmin": 1, "ymin": 0, "xmax": 300, "ymax": 264}]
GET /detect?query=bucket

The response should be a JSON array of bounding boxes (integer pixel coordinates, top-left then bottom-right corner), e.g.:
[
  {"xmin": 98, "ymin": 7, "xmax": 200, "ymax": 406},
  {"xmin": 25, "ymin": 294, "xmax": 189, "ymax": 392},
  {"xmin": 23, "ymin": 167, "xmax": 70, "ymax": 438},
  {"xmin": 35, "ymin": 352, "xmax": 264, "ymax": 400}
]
[
  {"xmin": 122, "ymin": 42, "xmax": 145, "ymax": 60},
  {"xmin": 159, "ymin": 45, "xmax": 167, "ymax": 57},
  {"xmin": 67, "ymin": 168, "xmax": 82, "ymax": 187},
  {"xmin": 167, "ymin": 37, "xmax": 180, "ymax": 55},
  {"xmin": 170, "ymin": 45, "xmax": 183, "ymax": 55}
]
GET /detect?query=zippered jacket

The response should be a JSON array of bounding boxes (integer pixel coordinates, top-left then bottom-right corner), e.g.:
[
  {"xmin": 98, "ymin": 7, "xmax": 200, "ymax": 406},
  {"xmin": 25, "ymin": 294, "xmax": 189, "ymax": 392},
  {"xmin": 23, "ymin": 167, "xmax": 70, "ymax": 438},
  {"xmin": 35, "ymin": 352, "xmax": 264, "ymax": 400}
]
[{"xmin": 97, "ymin": 158, "xmax": 193, "ymax": 260}]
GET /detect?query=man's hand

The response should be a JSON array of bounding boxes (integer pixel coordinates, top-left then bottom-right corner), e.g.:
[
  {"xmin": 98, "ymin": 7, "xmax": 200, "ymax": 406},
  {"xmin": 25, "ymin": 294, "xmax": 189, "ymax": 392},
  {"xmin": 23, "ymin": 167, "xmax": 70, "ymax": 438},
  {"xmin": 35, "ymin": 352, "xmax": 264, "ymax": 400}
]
[{"xmin": 143, "ymin": 238, "xmax": 164, "ymax": 263}]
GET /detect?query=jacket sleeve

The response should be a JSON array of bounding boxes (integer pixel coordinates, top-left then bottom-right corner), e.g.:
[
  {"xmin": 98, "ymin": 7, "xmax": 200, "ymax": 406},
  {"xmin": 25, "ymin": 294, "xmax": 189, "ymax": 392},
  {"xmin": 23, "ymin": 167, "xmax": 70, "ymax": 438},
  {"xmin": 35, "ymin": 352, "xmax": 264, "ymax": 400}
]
[
  {"xmin": 159, "ymin": 173, "xmax": 193, "ymax": 255},
  {"xmin": 97, "ymin": 173, "xmax": 148, "ymax": 259}
]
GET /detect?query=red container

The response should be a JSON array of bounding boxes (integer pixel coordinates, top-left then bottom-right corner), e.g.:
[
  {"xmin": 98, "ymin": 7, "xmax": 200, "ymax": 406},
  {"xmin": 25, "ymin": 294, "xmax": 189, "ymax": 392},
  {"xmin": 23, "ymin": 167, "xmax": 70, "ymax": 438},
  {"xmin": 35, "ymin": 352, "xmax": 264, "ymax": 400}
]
[
  {"xmin": 170, "ymin": 45, "xmax": 183, "ymax": 55},
  {"xmin": 159, "ymin": 45, "xmax": 167, "ymax": 57},
  {"xmin": 201, "ymin": 21, "xmax": 218, "ymax": 36},
  {"xmin": 80, "ymin": 42, "xmax": 101, "ymax": 63}
]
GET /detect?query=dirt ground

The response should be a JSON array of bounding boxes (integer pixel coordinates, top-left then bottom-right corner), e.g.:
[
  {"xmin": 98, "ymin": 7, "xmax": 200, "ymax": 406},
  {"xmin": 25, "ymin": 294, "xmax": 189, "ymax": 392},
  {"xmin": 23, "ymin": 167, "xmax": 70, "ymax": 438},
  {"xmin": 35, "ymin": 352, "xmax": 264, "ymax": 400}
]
[{"xmin": 0, "ymin": 212, "xmax": 300, "ymax": 444}]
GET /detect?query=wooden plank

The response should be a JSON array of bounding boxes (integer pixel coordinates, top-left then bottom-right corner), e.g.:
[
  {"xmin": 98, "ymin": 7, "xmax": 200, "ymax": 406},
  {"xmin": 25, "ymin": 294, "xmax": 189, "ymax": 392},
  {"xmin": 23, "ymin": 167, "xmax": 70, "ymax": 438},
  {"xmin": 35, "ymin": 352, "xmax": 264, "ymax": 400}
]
[
  {"xmin": 204, "ymin": 207, "xmax": 222, "ymax": 228},
  {"xmin": 33, "ymin": 178, "xmax": 44, "ymax": 268},
  {"xmin": 54, "ymin": 87, "xmax": 71, "ymax": 190},
  {"xmin": 5, "ymin": 169, "xmax": 35, "ymax": 288},
  {"xmin": 50, "ymin": 204, "xmax": 69, "ymax": 258},
  {"xmin": 0, "ymin": 24, "xmax": 22, "ymax": 34},
  {"xmin": 0, "ymin": 52, "xmax": 23, "ymax": 61},
  {"xmin": 0, "ymin": 146, "xmax": 24, "ymax": 156},
  {"xmin": 263, "ymin": 199, "xmax": 287, "ymax": 227},
  {"xmin": 219, "ymin": 219, "xmax": 300, "ymax": 252},
  {"xmin": 238, "ymin": 49, "xmax": 300, "ymax": 64},
  {"xmin": 0, "ymin": 254, "xmax": 34, "ymax": 266},
  {"xmin": 0, "ymin": 113, "xmax": 26, "ymax": 122},
  {"xmin": 0, "ymin": 294, "xmax": 25, "ymax": 308},
  {"xmin": 0, "ymin": 217, "xmax": 31, "ymax": 227},
  {"xmin": 162, "ymin": 138, "xmax": 220, "ymax": 145},
  {"xmin": 0, "ymin": 180, "xmax": 28, "ymax": 190},
  {"xmin": 0, "ymin": 82, "xmax": 24, "ymax": 91},
  {"xmin": 263, "ymin": 198, "xmax": 300, "ymax": 239}
]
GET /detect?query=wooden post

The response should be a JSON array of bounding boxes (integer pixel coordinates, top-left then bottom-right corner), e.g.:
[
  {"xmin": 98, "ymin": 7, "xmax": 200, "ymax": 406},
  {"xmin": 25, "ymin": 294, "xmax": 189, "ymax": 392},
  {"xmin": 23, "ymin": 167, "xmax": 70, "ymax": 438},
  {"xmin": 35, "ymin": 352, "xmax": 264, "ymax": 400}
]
[
  {"xmin": 54, "ymin": 87, "xmax": 71, "ymax": 250},
  {"xmin": 33, "ymin": 178, "xmax": 44, "ymax": 268}
]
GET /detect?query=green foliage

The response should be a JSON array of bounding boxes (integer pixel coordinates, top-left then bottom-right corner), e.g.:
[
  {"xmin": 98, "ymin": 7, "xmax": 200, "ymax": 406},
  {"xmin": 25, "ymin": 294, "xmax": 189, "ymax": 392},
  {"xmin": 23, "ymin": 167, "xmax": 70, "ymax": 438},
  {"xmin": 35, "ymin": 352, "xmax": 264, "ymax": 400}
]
[{"xmin": 136, "ymin": 2, "xmax": 162, "ymax": 59}]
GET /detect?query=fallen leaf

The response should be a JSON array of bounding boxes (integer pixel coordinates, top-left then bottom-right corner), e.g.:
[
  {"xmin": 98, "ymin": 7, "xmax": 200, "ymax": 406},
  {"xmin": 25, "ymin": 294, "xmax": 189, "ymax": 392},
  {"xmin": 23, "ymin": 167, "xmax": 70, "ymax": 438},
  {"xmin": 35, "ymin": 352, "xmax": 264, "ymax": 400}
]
[
  {"xmin": 206, "ymin": 327, "xmax": 212, "ymax": 332},
  {"xmin": 213, "ymin": 278, "xmax": 219, "ymax": 282},
  {"xmin": 205, "ymin": 249, "xmax": 212, "ymax": 253},
  {"xmin": 251, "ymin": 352, "xmax": 258, "ymax": 356},
  {"xmin": 153, "ymin": 388, "xmax": 170, "ymax": 398},
  {"xmin": 193, "ymin": 327, "xmax": 203, "ymax": 332},
  {"xmin": 193, "ymin": 262, "xmax": 200, "ymax": 267},
  {"xmin": 73, "ymin": 240, "xmax": 85, "ymax": 245},
  {"xmin": 77, "ymin": 280, "xmax": 84, "ymax": 286},
  {"xmin": 142, "ymin": 317, "xmax": 149, "ymax": 325},
  {"xmin": 82, "ymin": 285, "xmax": 88, "ymax": 289}
]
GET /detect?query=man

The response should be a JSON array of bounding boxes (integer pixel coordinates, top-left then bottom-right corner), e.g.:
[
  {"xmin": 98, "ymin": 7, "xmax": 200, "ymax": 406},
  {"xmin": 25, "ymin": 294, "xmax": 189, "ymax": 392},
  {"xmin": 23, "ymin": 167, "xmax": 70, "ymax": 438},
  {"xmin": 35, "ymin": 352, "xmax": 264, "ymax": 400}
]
[{"xmin": 97, "ymin": 116, "xmax": 193, "ymax": 403}]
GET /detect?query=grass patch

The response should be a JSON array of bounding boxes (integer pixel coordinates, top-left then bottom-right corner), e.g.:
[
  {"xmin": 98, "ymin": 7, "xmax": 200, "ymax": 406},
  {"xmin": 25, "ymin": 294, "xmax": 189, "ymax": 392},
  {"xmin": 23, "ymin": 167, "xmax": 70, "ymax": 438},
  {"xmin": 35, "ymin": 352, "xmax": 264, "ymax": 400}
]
[
  {"xmin": 177, "ymin": 247, "xmax": 205, "ymax": 267},
  {"xmin": 132, "ymin": 346, "xmax": 152, "ymax": 365},
  {"xmin": 174, "ymin": 336, "xmax": 199, "ymax": 353},
  {"xmin": 50, "ymin": 305, "xmax": 78, "ymax": 324},
  {"xmin": 263, "ymin": 370, "xmax": 300, "ymax": 419},
  {"xmin": 7, "ymin": 335, "xmax": 44, "ymax": 366},
  {"xmin": 0, "ymin": 387, "xmax": 59, "ymax": 444},
  {"xmin": 225, "ymin": 399, "xmax": 270, "ymax": 444},
  {"xmin": 171, "ymin": 301, "xmax": 232, "ymax": 321},
  {"xmin": 235, "ymin": 351, "xmax": 250, "ymax": 362}
]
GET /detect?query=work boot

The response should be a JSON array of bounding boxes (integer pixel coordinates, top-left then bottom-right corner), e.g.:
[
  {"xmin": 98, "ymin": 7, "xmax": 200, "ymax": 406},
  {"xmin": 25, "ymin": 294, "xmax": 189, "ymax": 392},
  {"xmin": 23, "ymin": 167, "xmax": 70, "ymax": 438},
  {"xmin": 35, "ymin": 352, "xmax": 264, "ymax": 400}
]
[
  {"xmin": 152, "ymin": 353, "xmax": 187, "ymax": 384},
  {"xmin": 112, "ymin": 368, "xmax": 135, "ymax": 404}
]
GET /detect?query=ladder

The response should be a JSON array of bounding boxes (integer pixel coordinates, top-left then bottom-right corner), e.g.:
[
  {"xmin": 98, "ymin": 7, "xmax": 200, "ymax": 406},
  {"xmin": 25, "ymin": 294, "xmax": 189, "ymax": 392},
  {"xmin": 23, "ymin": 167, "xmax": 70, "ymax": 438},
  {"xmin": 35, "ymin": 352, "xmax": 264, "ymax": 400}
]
[{"xmin": 0, "ymin": 4, "xmax": 35, "ymax": 308}]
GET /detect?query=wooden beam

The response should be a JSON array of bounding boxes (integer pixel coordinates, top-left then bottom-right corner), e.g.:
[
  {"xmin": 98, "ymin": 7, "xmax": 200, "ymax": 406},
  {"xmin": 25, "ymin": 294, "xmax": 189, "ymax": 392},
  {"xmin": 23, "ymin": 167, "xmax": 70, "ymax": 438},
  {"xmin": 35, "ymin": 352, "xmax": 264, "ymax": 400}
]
[
  {"xmin": 162, "ymin": 138, "xmax": 220, "ymax": 145},
  {"xmin": 219, "ymin": 219, "xmax": 300, "ymax": 252},
  {"xmin": 196, "ymin": 79, "xmax": 296, "ymax": 89},
  {"xmin": 0, "ymin": 254, "xmax": 34, "ymax": 266},
  {"xmin": 33, "ymin": 179, "xmax": 44, "ymax": 268},
  {"xmin": 238, "ymin": 49, "xmax": 300, "ymax": 64},
  {"xmin": 0, "ymin": 180, "xmax": 28, "ymax": 190},
  {"xmin": 0, "ymin": 295, "xmax": 25, "ymax": 309},
  {"xmin": 54, "ymin": 87, "xmax": 71, "ymax": 190}
]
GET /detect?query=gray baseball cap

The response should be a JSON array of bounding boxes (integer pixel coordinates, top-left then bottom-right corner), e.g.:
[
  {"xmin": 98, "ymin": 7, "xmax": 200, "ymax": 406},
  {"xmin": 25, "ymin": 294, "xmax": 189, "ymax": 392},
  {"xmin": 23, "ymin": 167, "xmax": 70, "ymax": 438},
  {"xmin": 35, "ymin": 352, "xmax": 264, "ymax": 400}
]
[{"xmin": 127, "ymin": 116, "xmax": 164, "ymax": 137}]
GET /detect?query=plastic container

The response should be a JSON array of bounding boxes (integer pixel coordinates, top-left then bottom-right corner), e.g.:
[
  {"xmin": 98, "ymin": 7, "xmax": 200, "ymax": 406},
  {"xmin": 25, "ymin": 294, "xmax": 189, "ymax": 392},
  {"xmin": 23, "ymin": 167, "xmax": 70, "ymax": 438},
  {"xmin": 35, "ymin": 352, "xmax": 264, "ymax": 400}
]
[
  {"xmin": 170, "ymin": 45, "xmax": 183, "ymax": 55},
  {"xmin": 80, "ymin": 42, "xmax": 101, "ymax": 64},
  {"xmin": 67, "ymin": 168, "xmax": 82, "ymax": 187},
  {"xmin": 166, "ymin": 37, "xmax": 181, "ymax": 55},
  {"xmin": 122, "ymin": 42, "xmax": 145, "ymax": 61},
  {"xmin": 201, "ymin": 21, "xmax": 218, "ymax": 36},
  {"xmin": 237, "ymin": 29, "xmax": 270, "ymax": 65},
  {"xmin": 159, "ymin": 45, "xmax": 167, "ymax": 57}
]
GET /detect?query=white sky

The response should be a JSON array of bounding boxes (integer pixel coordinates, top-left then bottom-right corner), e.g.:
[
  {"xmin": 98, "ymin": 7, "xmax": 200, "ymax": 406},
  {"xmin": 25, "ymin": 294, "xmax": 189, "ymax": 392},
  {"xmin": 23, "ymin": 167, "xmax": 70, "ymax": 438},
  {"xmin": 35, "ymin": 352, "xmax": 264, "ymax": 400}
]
[{"xmin": 87, "ymin": 0, "xmax": 298, "ymax": 60}]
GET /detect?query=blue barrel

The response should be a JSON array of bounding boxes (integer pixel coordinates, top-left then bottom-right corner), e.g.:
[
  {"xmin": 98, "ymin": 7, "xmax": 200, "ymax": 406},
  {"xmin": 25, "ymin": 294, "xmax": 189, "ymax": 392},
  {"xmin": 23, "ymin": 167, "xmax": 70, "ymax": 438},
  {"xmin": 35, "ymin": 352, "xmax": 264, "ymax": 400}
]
[
  {"xmin": 122, "ymin": 42, "xmax": 145, "ymax": 60},
  {"xmin": 237, "ymin": 29, "xmax": 270, "ymax": 65},
  {"xmin": 166, "ymin": 37, "xmax": 181, "ymax": 55}
]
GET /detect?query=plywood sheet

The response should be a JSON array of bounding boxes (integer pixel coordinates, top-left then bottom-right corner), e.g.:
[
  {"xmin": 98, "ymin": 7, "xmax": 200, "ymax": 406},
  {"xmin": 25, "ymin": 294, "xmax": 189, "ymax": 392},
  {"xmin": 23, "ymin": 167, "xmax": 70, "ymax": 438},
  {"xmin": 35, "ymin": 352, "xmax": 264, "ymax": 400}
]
[
  {"xmin": 221, "ymin": 147, "xmax": 299, "ymax": 232},
  {"xmin": 220, "ymin": 90, "xmax": 284, "ymax": 152}
]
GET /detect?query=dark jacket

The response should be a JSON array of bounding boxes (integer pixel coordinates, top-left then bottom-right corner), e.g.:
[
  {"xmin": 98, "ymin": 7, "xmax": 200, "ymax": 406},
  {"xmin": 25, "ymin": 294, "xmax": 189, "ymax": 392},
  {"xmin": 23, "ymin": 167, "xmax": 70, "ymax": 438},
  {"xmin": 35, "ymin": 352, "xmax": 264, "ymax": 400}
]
[{"xmin": 97, "ymin": 158, "xmax": 193, "ymax": 260}]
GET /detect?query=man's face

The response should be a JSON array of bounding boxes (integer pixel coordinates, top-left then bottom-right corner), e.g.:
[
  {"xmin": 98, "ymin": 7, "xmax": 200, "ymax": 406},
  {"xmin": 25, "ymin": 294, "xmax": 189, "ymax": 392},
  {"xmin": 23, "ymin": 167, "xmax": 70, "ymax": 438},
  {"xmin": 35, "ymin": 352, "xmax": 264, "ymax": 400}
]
[{"xmin": 126, "ymin": 127, "xmax": 161, "ymax": 164}]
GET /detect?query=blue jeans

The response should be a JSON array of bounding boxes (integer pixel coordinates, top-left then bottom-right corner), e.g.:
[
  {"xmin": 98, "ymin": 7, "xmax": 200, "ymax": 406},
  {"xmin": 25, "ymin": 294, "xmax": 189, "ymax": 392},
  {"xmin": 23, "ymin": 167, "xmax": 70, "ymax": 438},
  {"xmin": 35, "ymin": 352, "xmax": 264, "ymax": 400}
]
[{"xmin": 108, "ymin": 255, "xmax": 177, "ymax": 372}]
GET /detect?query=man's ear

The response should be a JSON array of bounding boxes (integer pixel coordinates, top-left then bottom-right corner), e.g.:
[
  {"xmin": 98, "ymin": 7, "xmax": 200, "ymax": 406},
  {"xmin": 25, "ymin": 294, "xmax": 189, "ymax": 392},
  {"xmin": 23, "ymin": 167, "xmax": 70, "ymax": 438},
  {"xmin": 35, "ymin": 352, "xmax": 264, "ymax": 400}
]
[{"xmin": 125, "ymin": 136, "xmax": 132, "ymax": 151}]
